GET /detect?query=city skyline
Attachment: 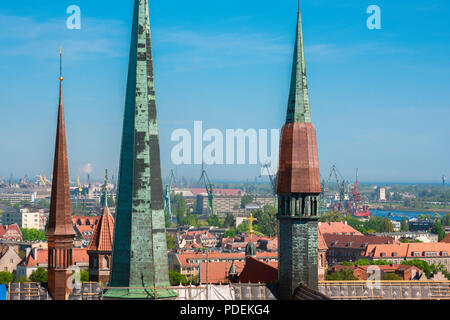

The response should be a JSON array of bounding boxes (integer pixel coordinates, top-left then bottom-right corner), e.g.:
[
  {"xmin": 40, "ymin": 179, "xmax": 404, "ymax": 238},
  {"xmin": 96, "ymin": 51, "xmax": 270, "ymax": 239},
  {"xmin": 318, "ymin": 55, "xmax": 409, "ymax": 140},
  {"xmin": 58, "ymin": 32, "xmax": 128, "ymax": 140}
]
[{"xmin": 0, "ymin": 0, "xmax": 449, "ymax": 183}]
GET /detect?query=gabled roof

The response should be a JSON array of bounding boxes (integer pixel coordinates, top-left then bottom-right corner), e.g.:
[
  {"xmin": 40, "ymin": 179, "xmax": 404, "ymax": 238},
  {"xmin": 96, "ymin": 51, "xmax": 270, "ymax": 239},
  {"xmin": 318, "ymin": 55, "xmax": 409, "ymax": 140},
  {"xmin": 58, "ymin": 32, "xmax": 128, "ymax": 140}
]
[
  {"xmin": 176, "ymin": 252, "xmax": 277, "ymax": 266},
  {"xmin": 238, "ymin": 257, "xmax": 278, "ymax": 284},
  {"xmin": 0, "ymin": 224, "xmax": 22, "ymax": 239},
  {"xmin": 324, "ymin": 234, "xmax": 395, "ymax": 249},
  {"xmin": 318, "ymin": 229, "xmax": 328, "ymax": 251},
  {"xmin": 441, "ymin": 233, "xmax": 450, "ymax": 243},
  {"xmin": 87, "ymin": 206, "xmax": 114, "ymax": 252},
  {"xmin": 365, "ymin": 242, "xmax": 450, "ymax": 258},
  {"xmin": 19, "ymin": 248, "xmax": 89, "ymax": 267},
  {"xmin": 318, "ymin": 222, "xmax": 363, "ymax": 236},
  {"xmin": 198, "ymin": 261, "xmax": 245, "ymax": 284}
]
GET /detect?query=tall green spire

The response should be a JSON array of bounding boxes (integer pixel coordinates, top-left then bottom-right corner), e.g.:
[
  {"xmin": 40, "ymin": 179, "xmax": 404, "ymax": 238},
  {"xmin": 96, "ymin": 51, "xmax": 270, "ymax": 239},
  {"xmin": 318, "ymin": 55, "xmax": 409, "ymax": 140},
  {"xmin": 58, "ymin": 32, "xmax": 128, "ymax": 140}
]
[
  {"xmin": 106, "ymin": 0, "xmax": 176, "ymax": 299},
  {"xmin": 286, "ymin": 2, "xmax": 311, "ymax": 123}
]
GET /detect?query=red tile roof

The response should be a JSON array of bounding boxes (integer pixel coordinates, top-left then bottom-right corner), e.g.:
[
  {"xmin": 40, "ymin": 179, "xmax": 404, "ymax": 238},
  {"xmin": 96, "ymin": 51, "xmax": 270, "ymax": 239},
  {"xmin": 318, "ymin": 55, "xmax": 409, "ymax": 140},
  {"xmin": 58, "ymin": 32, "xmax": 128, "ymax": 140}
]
[
  {"xmin": 331, "ymin": 264, "xmax": 421, "ymax": 280},
  {"xmin": 74, "ymin": 225, "xmax": 95, "ymax": 241},
  {"xmin": 176, "ymin": 251, "xmax": 277, "ymax": 266},
  {"xmin": 0, "ymin": 224, "xmax": 22, "ymax": 241},
  {"xmin": 324, "ymin": 234, "xmax": 395, "ymax": 249},
  {"xmin": 318, "ymin": 230, "xmax": 328, "ymax": 251},
  {"xmin": 318, "ymin": 222, "xmax": 363, "ymax": 236},
  {"xmin": 365, "ymin": 242, "xmax": 450, "ymax": 258},
  {"xmin": 441, "ymin": 233, "xmax": 450, "ymax": 243},
  {"xmin": 20, "ymin": 248, "xmax": 89, "ymax": 267},
  {"xmin": 87, "ymin": 206, "xmax": 115, "ymax": 252},
  {"xmin": 72, "ymin": 216, "xmax": 99, "ymax": 226},
  {"xmin": 198, "ymin": 261, "xmax": 245, "ymax": 284},
  {"xmin": 238, "ymin": 257, "xmax": 278, "ymax": 284}
]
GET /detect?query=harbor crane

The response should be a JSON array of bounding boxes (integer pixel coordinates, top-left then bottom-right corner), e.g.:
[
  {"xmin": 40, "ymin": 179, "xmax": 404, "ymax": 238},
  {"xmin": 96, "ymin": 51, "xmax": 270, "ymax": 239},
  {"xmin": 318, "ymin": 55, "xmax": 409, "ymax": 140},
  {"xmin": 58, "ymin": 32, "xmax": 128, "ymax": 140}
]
[
  {"xmin": 163, "ymin": 169, "xmax": 176, "ymax": 221},
  {"xmin": 198, "ymin": 167, "xmax": 215, "ymax": 216},
  {"xmin": 325, "ymin": 163, "xmax": 349, "ymax": 213},
  {"xmin": 259, "ymin": 161, "xmax": 277, "ymax": 195}
]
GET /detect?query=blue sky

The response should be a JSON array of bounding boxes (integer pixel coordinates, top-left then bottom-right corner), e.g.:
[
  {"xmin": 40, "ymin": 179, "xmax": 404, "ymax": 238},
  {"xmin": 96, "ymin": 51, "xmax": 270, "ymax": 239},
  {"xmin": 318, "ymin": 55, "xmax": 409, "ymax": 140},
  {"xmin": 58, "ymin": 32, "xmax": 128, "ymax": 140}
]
[{"xmin": 0, "ymin": 0, "xmax": 449, "ymax": 184}]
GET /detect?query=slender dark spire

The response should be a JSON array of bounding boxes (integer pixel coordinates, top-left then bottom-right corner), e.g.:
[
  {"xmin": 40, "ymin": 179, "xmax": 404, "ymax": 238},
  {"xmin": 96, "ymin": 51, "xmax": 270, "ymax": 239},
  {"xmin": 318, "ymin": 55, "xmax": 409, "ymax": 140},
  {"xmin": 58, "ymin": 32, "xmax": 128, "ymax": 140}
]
[
  {"xmin": 46, "ymin": 48, "xmax": 75, "ymax": 301},
  {"xmin": 46, "ymin": 48, "xmax": 74, "ymax": 237},
  {"xmin": 286, "ymin": 0, "xmax": 311, "ymax": 123}
]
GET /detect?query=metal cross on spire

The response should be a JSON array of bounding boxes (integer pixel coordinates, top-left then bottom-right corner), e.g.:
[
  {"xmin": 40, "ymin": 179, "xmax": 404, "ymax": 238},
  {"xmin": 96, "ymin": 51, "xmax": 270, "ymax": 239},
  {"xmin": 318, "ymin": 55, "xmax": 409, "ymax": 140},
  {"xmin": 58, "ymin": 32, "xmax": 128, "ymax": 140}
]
[{"xmin": 244, "ymin": 212, "xmax": 257, "ymax": 240}]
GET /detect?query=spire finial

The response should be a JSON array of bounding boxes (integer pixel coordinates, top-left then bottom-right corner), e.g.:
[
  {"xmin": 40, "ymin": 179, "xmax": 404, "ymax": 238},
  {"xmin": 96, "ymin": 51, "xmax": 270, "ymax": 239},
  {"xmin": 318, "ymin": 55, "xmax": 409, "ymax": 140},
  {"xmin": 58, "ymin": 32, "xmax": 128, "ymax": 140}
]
[
  {"xmin": 59, "ymin": 47, "xmax": 63, "ymax": 82},
  {"xmin": 298, "ymin": 0, "xmax": 301, "ymax": 12}
]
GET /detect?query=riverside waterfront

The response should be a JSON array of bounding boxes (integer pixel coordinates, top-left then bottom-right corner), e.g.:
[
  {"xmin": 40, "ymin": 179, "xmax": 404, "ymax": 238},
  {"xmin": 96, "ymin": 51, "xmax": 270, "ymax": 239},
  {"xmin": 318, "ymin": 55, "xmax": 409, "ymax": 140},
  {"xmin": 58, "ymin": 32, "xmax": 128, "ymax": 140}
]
[{"xmin": 371, "ymin": 209, "xmax": 445, "ymax": 220}]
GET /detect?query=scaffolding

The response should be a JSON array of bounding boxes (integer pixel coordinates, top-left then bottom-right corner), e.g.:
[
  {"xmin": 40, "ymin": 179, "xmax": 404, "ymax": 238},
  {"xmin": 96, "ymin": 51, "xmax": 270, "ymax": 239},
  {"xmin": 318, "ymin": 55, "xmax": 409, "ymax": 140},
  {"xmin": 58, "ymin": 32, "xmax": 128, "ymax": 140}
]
[{"xmin": 319, "ymin": 281, "xmax": 450, "ymax": 300}]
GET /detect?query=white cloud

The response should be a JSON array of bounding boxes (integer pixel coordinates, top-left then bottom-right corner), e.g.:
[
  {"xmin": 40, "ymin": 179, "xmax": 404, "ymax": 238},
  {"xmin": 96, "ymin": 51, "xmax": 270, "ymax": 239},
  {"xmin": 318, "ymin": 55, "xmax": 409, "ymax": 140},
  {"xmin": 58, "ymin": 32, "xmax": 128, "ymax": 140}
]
[{"xmin": 0, "ymin": 14, "xmax": 128, "ymax": 60}]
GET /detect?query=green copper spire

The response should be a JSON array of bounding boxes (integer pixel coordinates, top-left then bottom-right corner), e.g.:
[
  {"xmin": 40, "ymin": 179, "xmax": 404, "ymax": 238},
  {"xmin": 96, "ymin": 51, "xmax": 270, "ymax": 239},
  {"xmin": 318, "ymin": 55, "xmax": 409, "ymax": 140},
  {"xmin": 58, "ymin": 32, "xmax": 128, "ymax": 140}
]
[
  {"xmin": 100, "ymin": 169, "xmax": 108, "ymax": 208},
  {"xmin": 106, "ymin": 0, "xmax": 176, "ymax": 299},
  {"xmin": 286, "ymin": 2, "xmax": 311, "ymax": 123}
]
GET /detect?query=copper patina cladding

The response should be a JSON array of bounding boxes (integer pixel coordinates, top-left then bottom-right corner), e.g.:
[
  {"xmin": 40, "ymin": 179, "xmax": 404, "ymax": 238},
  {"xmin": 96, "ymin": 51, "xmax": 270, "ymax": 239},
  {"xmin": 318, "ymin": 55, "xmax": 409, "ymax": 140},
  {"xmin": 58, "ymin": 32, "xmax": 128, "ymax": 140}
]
[{"xmin": 276, "ymin": 122, "xmax": 321, "ymax": 195}]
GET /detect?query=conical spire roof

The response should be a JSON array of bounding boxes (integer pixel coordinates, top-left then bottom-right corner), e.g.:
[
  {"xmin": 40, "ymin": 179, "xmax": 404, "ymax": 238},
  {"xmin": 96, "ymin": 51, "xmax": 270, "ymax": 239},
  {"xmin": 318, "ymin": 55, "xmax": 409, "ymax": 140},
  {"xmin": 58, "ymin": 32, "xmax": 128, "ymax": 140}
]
[
  {"xmin": 286, "ymin": 2, "xmax": 311, "ymax": 123},
  {"xmin": 88, "ymin": 206, "xmax": 115, "ymax": 252},
  {"xmin": 46, "ymin": 51, "xmax": 75, "ymax": 237}
]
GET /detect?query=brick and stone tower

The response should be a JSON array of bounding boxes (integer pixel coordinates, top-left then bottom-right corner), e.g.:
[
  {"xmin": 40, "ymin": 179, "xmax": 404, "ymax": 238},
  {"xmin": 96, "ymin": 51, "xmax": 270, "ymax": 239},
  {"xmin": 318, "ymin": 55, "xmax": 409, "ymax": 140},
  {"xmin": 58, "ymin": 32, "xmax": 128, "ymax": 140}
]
[
  {"xmin": 105, "ymin": 0, "xmax": 176, "ymax": 299},
  {"xmin": 87, "ymin": 176, "xmax": 114, "ymax": 284},
  {"xmin": 276, "ymin": 1, "xmax": 321, "ymax": 299},
  {"xmin": 45, "ymin": 49, "xmax": 76, "ymax": 300}
]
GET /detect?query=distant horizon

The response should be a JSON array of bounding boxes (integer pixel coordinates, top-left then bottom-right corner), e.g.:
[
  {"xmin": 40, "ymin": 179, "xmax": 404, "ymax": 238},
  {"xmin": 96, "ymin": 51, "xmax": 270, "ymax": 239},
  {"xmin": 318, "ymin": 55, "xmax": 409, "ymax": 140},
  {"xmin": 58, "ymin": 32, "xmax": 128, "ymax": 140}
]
[{"xmin": 0, "ymin": 0, "xmax": 449, "ymax": 182}]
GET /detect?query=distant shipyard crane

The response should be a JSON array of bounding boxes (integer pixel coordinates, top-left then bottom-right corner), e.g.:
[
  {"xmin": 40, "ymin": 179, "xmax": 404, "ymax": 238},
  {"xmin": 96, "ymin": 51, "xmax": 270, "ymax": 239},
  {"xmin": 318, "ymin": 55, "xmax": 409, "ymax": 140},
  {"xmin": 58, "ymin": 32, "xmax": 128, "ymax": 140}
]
[
  {"xmin": 325, "ymin": 163, "xmax": 349, "ymax": 213},
  {"xmin": 259, "ymin": 161, "xmax": 277, "ymax": 195},
  {"xmin": 350, "ymin": 168, "xmax": 370, "ymax": 217},
  {"xmin": 35, "ymin": 175, "xmax": 48, "ymax": 186},
  {"xmin": 198, "ymin": 168, "xmax": 215, "ymax": 216},
  {"xmin": 163, "ymin": 169, "xmax": 176, "ymax": 221}
]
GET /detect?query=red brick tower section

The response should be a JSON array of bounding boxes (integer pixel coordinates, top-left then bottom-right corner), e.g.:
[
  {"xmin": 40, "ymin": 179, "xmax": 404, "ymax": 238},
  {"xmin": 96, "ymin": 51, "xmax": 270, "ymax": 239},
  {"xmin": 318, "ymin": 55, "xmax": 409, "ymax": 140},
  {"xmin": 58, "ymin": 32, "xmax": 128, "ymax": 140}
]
[
  {"xmin": 87, "ymin": 205, "xmax": 115, "ymax": 283},
  {"xmin": 276, "ymin": 1, "xmax": 322, "ymax": 298},
  {"xmin": 45, "ymin": 50, "xmax": 75, "ymax": 300}
]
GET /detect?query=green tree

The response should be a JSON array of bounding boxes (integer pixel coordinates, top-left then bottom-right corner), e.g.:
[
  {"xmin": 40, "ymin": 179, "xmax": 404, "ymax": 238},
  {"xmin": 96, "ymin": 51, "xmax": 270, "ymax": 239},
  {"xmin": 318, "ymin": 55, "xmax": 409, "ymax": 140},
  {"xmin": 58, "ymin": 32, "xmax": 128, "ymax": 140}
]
[
  {"xmin": 237, "ymin": 221, "xmax": 250, "ymax": 234},
  {"xmin": 326, "ymin": 268, "xmax": 357, "ymax": 281},
  {"xmin": 38, "ymin": 199, "xmax": 50, "ymax": 209},
  {"xmin": 21, "ymin": 228, "xmax": 47, "ymax": 241},
  {"xmin": 355, "ymin": 259, "xmax": 371, "ymax": 266},
  {"xmin": 253, "ymin": 205, "xmax": 278, "ymax": 237},
  {"xmin": 431, "ymin": 220, "xmax": 446, "ymax": 241},
  {"xmin": 418, "ymin": 214, "xmax": 426, "ymax": 221},
  {"xmin": 166, "ymin": 233, "xmax": 176, "ymax": 249},
  {"xmin": 80, "ymin": 270, "xmax": 89, "ymax": 282},
  {"xmin": 401, "ymin": 260, "xmax": 431, "ymax": 277},
  {"xmin": 382, "ymin": 273, "xmax": 402, "ymax": 280},
  {"xmin": 223, "ymin": 213, "xmax": 235, "ymax": 228},
  {"xmin": 169, "ymin": 270, "xmax": 189, "ymax": 286},
  {"xmin": 443, "ymin": 214, "xmax": 450, "ymax": 226},
  {"xmin": 0, "ymin": 271, "xmax": 14, "ymax": 284},
  {"xmin": 400, "ymin": 217, "xmax": 409, "ymax": 232},
  {"xmin": 29, "ymin": 267, "xmax": 48, "ymax": 283},
  {"xmin": 373, "ymin": 260, "xmax": 390, "ymax": 265},
  {"xmin": 207, "ymin": 215, "xmax": 221, "ymax": 227},
  {"xmin": 224, "ymin": 229, "xmax": 236, "ymax": 238},
  {"xmin": 240, "ymin": 195, "xmax": 254, "ymax": 208},
  {"xmin": 14, "ymin": 277, "xmax": 28, "ymax": 283}
]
